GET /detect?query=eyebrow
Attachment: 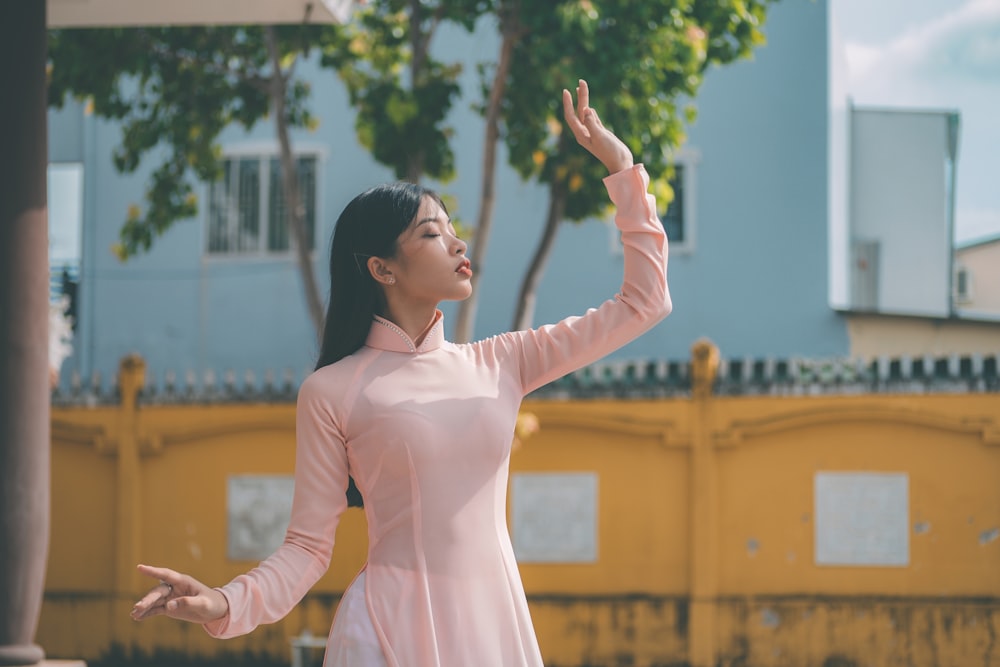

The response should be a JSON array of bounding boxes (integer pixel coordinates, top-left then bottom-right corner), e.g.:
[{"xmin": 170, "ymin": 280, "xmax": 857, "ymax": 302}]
[{"xmin": 415, "ymin": 215, "xmax": 451, "ymax": 227}]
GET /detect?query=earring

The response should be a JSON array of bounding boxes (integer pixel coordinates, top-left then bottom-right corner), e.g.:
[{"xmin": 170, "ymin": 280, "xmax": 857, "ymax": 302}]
[{"xmin": 386, "ymin": 276, "xmax": 396, "ymax": 285}]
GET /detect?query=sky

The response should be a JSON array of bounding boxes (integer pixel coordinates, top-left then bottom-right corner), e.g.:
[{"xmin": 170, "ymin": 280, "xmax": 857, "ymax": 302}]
[{"xmin": 832, "ymin": 0, "xmax": 1000, "ymax": 245}]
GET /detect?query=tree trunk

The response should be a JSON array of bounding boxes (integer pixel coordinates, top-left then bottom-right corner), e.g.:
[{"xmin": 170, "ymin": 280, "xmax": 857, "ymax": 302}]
[
  {"xmin": 265, "ymin": 27, "xmax": 325, "ymax": 342},
  {"xmin": 402, "ymin": 0, "xmax": 437, "ymax": 184},
  {"xmin": 404, "ymin": 156, "xmax": 425, "ymax": 184},
  {"xmin": 453, "ymin": 11, "xmax": 518, "ymax": 343},
  {"xmin": 0, "ymin": 2, "xmax": 50, "ymax": 664},
  {"xmin": 511, "ymin": 180, "xmax": 566, "ymax": 331}
]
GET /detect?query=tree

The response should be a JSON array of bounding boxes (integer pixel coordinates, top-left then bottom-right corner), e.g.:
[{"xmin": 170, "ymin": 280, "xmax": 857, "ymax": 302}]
[
  {"xmin": 452, "ymin": 0, "xmax": 525, "ymax": 343},
  {"xmin": 493, "ymin": 0, "xmax": 775, "ymax": 331},
  {"xmin": 319, "ymin": 0, "xmax": 490, "ymax": 184},
  {"xmin": 47, "ymin": 24, "xmax": 333, "ymax": 338}
]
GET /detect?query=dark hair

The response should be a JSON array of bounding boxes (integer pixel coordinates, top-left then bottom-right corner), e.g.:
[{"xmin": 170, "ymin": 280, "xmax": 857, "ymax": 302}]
[
  {"xmin": 316, "ymin": 181, "xmax": 446, "ymax": 371},
  {"xmin": 315, "ymin": 181, "xmax": 446, "ymax": 508}
]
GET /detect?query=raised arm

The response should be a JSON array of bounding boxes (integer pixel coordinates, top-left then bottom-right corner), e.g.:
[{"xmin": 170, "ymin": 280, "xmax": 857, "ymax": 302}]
[{"xmin": 483, "ymin": 80, "xmax": 671, "ymax": 394}]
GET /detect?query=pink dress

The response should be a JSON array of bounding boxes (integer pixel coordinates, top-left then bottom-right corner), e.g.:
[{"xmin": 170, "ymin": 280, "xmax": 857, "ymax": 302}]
[{"xmin": 203, "ymin": 164, "xmax": 671, "ymax": 666}]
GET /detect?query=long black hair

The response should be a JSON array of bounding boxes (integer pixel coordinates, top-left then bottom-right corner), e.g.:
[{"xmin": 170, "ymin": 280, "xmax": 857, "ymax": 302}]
[{"xmin": 315, "ymin": 181, "xmax": 447, "ymax": 506}]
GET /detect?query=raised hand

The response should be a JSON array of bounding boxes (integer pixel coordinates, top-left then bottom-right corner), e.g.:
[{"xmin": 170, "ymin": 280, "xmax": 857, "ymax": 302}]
[
  {"xmin": 130, "ymin": 563, "xmax": 229, "ymax": 623},
  {"xmin": 562, "ymin": 79, "xmax": 634, "ymax": 175}
]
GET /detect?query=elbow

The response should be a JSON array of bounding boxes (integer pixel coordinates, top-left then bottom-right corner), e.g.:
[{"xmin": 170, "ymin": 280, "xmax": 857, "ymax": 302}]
[
  {"xmin": 650, "ymin": 293, "xmax": 672, "ymax": 325},
  {"xmin": 629, "ymin": 292, "xmax": 672, "ymax": 330},
  {"xmin": 659, "ymin": 295, "xmax": 673, "ymax": 320},
  {"xmin": 650, "ymin": 279, "xmax": 672, "ymax": 322}
]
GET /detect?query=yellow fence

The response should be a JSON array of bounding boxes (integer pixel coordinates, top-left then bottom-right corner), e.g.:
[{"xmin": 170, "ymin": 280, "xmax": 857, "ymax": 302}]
[{"xmin": 41, "ymin": 347, "xmax": 1000, "ymax": 667}]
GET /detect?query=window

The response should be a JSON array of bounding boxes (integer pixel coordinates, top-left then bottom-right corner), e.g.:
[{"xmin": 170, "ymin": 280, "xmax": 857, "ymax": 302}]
[
  {"xmin": 208, "ymin": 154, "xmax": 318, "ymax": 255},
  {"xmin": 608, "ymin": 150, "xmax": 697, "ymax": 254},
  {"xmin": 661, "ymin": 165, "xmax": 686, "ymax": 244},
  {"xmin": 47, "ymin": 163, "xmax": 83, "ymax": 329},
  {"xmin": 954, "ymin": 266, "xmax": 972, "ymax": 304}
]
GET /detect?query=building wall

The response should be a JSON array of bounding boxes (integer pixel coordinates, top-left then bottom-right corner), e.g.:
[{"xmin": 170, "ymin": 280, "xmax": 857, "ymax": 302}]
[
  {"xmin": 956, "ymin": 237, "xmax": 1000, "ymax": 315},
  {"xmin": 846, "ymin": 313, "xmax": 1000, "ymax": 360},
  {"xmin": 487, "ymin": 0, "xmax": 848, "ymax": 361},
  {"xmin": 47, "ymin": 0, "xmax": 850, "ymax": 387},
  {"xmin": 40, "ymin": 353, "xmax": 1000, "ymax": 667},
  {"xmin": 849, "ymin": 109, "xmax": 956, "ymax": 317},
  {"xmin": 827, "ymin": 0, "xmax": 852, "ymax": 311}
]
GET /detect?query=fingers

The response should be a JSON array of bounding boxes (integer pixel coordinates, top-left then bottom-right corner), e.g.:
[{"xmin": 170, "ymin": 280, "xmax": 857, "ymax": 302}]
[
  {"xmin": 130, "ymin": 563, "xmax": 229, "ymax": 624},
  {"xmin": 132, "ymin": 563, "xmax": 181, "ymax": 622},
  {"xmin": 134, "ymin": 585, "xmax": 170, "ymax": 608},
  {"xmin": 562, "ymin": 88, "xmax": 587, "ymax": 139},
  {"xmin": 561, "ymin": 77, "xmax": 633, "ymax": 174},
  {"xmin": 563, "ymin": 79, "xmax": 592, "ymax": 126},
  {"xmin": 131, "ymin": 590, "xmax": 169, "ymax": 621},
  {"xmin": 576, "ymin": 79, "xmax": 589, "ymax": 120},
  {"xmin": 583, "ymin": 106, "xmax": 603, "ymax": 131},
  {"xmin": 137, "ymin": 563, "xmax": 180, "ymax": 586}
]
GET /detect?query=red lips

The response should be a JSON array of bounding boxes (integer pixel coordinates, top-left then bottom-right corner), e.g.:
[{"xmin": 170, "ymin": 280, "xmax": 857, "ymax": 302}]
[{"xmin": 456, "ymin": 258, "xmax": 473, "ymax": 277}]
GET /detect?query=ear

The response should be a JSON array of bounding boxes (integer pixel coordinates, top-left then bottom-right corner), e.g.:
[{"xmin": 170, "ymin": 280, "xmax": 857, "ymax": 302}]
[{"xmin": 367, "ymin": 256, "xmax": 396, "ymax": 286}]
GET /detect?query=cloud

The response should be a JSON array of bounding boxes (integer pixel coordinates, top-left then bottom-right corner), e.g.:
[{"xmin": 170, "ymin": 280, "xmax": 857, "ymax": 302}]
[
  {"xmin": 848, "ymin": 0, "xmax": 1000, "ymax": 90},
  {"xmin": 906, "ymin": 0, "xmax": 1000, "ymax": 80},
  {"xmin": 844, "ymin": 43, "xmax": 882, "ymax": 80}
]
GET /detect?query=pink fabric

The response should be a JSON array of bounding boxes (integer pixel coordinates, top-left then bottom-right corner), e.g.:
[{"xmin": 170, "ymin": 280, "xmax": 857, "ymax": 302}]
[
  {"xmin": 325, "ymin": 571, "xmax": 386, "ymax": 666},
  {"xmin": 203, "ymin": 164, "xmax": 671, "ymax": 666}
]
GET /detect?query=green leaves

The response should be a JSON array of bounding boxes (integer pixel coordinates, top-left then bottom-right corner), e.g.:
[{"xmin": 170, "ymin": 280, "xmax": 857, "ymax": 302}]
[
  {"xmin": 47, "ymin": 0, "xmax": 775, "ymax": 260},
  {"xmin": 48, "ymin": 25, "xmax": 326, "ymax": 259},
  {"xmin": 494, "ymin": 0, "xmax": 775, "ymax": 223},
  {"xmin": 319, "ymin": 0, "xmax": 485, "ymax": 183}
]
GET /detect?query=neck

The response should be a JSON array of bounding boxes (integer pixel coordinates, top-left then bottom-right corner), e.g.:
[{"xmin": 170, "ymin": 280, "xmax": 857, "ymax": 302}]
[{"xmin": 380, "ymin": 301, "xmax": 440, "ymax": 347}]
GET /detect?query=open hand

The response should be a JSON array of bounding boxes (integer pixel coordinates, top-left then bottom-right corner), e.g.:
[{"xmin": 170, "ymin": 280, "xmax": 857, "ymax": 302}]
[
  {"xmin": 562, "ymin": 79, "xmax": 634, "ymax": 175},
  {"xmin": 130, "ymin": 563, "xmax": 229, "ymax": 623}
]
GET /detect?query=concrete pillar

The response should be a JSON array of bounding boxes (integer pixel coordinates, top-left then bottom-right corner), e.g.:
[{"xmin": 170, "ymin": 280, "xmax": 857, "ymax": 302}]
[
  {"xmin": 114, "ymin": 355, "xmax": 145, "ymax": 648},
  {"xmin": 688, "ymin": 339, "xmax": 720, "ymax": 667},
  {"xmin": 0, "ymin": 1, "xmax": 51, "ymax": 665}
]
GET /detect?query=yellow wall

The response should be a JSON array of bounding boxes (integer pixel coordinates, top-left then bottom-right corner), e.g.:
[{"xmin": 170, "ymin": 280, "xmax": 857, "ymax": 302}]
[{"xmin": 41, "ymin": 354, "xmax": 1000, "ymax": 666}]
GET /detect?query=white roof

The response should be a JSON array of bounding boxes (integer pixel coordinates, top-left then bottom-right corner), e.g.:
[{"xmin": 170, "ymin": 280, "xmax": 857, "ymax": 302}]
[{"xmin": 47, "ymin": 0, "xmax": 354, "ymax": 27}]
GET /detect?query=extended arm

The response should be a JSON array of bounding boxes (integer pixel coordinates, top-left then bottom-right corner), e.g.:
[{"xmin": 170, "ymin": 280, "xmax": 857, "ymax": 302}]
[
  {"xmin": 486, "ymin": 81, "xmax": 671, "ymax": 394},
  {"xmin": 202, "ymin": 375, "xmax": 350, "ymax": 637}
]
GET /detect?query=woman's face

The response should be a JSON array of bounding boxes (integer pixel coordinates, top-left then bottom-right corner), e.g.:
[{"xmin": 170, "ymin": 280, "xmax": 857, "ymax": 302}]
[{"xmin": 383, "ymin": 195, "xmax": 472, "ymax": 306}]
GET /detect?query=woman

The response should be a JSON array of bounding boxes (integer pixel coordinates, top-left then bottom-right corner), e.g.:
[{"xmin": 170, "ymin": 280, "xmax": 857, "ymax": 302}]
[{"xmin": 130, "ymin": 79, "xmax": 671, "ymax": 666}]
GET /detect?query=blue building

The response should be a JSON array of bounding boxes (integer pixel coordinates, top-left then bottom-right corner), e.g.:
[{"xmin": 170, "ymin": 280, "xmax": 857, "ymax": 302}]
[{"xmin": 48, "ymin": 1, "xmax": 912, "ymax": 390}]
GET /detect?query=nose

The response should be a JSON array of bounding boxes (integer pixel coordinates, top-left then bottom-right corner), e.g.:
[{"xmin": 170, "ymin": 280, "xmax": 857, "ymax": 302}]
[{"xmin": 452, "ymin": 235, "xmax": 467, "ymax": 255}]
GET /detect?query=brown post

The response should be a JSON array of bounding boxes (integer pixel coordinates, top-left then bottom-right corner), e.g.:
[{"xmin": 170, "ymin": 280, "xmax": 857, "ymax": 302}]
[{"xmin": 0, "ymin": 1, "xmax": 51, "ymax": 665}]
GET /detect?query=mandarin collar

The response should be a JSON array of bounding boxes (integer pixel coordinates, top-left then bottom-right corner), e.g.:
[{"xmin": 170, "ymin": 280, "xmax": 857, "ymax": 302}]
[{"xmin": 365, "ymin": 310, "xmax": 445, "ymax": 354}]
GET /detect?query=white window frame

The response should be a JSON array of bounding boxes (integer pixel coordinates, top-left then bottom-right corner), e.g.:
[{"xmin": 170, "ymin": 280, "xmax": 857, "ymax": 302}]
[
  {"xmin": 954, "ymin": 264, "xmax": 973, "ymax": 304},
  {"xmin": 608, "ymin": 147, "xmax": 699, "ymax": 255},
  {"xmin": 205, "ymin": 142, "xmax": 327, "ymax": 260}
]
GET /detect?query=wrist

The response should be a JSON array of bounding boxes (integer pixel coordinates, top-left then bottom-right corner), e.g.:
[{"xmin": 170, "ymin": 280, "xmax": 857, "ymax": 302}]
[
  {"xmin": 211, "ymin": 588, "xmax": 230, "ymax": 620},
  {"xmin": 605, "ymin": 159, "xmax": 634, "ymax": 175}
]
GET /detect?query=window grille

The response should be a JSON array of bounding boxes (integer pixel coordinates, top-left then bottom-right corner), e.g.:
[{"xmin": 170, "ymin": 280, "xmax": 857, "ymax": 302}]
[
  {"xmin": 208, "ymin": 154, "xmax": 317, "ymax": 255},
  {"xmin": 661, "ymin": 165, "xmax": 684, "ymax": 244}
]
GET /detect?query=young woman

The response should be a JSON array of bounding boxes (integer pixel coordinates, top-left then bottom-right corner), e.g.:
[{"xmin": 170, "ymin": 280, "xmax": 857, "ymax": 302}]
[{"xmin": 130, "ymin": 79, "xmax": 671, "ymax": 666}]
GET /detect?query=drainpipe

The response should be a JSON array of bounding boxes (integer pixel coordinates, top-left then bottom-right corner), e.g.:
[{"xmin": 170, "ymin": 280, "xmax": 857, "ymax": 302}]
[{"xmin": 945, "ymin": 112, "xmax": 960, "ymax": 317}]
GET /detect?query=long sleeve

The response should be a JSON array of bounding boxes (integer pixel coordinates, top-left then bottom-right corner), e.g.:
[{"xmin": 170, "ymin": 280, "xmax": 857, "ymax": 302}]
[
  {"xmin": 488, "ymin": 164, "xmax": 671, "ymax": 395},
  {"xmin": 203, "ymin": 373, "xmax": 350, "ymax": 638}
]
